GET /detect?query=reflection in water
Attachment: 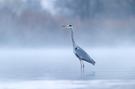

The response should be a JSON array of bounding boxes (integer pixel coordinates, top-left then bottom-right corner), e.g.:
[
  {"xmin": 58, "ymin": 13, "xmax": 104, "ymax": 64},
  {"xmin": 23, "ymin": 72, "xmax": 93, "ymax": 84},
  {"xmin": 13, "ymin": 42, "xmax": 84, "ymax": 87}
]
[{"xmin": 80, "ymin": 69, "xmax": 95, "ymax": 80}]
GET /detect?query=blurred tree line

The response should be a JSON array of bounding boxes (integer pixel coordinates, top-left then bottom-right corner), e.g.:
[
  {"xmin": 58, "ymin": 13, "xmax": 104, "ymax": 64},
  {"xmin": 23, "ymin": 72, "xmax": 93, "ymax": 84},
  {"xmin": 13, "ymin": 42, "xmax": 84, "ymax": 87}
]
[
  {"xmin": 0, "ymin": 0, "xmax": 135, "ymax": 47},
  {"xmin": 56, "ymin": 0, "xmax": 135, "ymax": 19}
]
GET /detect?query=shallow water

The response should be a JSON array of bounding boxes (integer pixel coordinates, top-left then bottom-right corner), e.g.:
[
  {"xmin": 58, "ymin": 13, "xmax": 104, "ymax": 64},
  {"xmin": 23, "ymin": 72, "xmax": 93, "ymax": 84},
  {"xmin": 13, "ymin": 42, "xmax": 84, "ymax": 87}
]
[
  {"xmin": 0, "ymin": 47, "xmax": 135, "ymax": 89},
  {"xmin": 0, "ymin": 80, "xmax": 135, "ymax": 89}
]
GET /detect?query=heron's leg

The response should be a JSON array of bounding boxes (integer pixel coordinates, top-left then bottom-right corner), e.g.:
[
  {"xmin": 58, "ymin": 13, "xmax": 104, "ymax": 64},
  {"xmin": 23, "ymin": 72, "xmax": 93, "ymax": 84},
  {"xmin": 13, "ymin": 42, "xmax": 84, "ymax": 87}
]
[
  {"xmin": 80, "ymin": 60, "xmax": 84, "ymax": 72},
  {"xmin": 80, "ymin": 60, "xmax": 82, "ymax": 69},
  {"xmin": 82, "ymin": 61, "xmax": 85, "ymax": 68},
  {"xmin": 82, "ymin": 61, "xmax": 85, "ymax": 72}
]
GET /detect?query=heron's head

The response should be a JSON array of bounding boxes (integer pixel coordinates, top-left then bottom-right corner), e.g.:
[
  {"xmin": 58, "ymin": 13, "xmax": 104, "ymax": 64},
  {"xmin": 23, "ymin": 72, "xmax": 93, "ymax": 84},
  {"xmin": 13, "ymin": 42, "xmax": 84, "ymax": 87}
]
[{"xmin": 62, "ymin": 24, "xmax": 73, "ymax": 30}]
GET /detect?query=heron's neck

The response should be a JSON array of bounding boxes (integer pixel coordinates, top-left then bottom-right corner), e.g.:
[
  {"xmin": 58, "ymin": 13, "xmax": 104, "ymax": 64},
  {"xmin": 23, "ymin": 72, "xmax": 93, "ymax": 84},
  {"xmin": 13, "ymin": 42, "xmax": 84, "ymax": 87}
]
[{"xmin": 71, "ymin": 29, "xmax": 76, "ymax": 47}]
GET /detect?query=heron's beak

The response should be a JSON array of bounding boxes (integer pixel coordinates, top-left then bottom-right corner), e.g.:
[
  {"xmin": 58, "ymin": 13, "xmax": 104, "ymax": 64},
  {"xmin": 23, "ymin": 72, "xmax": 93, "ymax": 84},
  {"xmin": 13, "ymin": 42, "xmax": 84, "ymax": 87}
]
[
  {"xmin": 62, "ymin": 25, "xmax": 68, "ymax": 30},
  {"xmin": 62, "ymin": 25, "xmax": 66, "ymax": 28}
]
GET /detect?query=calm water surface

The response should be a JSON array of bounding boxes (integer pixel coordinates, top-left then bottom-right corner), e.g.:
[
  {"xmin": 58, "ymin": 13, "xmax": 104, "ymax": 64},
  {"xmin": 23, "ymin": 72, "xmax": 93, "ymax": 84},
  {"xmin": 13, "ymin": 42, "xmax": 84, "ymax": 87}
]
[{"xmin": 0, "ymin": 47, "xmax": 135, "ymax": 89}]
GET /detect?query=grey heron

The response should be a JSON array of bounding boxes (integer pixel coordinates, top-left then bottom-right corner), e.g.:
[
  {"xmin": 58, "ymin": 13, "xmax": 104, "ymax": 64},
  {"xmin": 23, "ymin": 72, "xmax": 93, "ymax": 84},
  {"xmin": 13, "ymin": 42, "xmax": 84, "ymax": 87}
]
[{"xmin": 63, "ymin": 24, "xmax": 96, "ymax": 70}]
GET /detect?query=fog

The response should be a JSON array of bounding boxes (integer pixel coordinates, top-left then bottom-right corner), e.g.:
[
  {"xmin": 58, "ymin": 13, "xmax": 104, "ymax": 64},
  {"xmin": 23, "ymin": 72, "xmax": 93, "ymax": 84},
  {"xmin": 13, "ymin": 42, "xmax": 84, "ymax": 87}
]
[
  {"xmin": 0, "ymin": 0, "xmax": 135, "ymax": 47},
  {"xmin": 0, "ymin": 47, "xmax": 135, "ymax": 80},
  {"xmin": 0, "ymin": 0, "xmax": 135, "ymax": 89}
]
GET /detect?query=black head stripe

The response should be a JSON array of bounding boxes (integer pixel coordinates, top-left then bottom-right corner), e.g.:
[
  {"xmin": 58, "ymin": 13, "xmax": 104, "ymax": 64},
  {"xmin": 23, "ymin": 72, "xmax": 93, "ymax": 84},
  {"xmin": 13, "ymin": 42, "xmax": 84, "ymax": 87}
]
[{"xmin": 69, "ymin": 25, "xmax": 72, "ymax": 27}]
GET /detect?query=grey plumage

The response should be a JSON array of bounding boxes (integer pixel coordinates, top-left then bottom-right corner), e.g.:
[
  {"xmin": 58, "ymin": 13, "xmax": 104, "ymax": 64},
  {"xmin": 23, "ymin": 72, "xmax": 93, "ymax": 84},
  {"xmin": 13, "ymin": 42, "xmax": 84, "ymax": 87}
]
[
  {"xmin": 63, "ymin": 24, "xmax": 96, "ymax": 68},
  {"xmin": 74, "ymin": 46, "xmax": 95, "ymax": 65}
]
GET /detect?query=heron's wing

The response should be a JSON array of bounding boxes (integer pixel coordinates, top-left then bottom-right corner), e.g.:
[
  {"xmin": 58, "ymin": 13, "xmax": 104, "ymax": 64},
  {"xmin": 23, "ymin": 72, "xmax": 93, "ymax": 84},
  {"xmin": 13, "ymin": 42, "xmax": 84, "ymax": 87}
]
[{"xmin": 74, "ymin": 46, "xmax": 95, "ymax": 64}]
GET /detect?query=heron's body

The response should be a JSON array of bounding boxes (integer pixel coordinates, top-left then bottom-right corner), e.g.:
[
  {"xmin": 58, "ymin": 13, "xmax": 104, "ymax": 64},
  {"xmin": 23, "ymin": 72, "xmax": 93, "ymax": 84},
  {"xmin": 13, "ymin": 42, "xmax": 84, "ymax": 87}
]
[
  {"xmin": 63, "ymin": 24, "xmax": 95, "ymax": 69},
  {"xmin": 74, "ymin": 46, "xmax": 95, "ymax": 65}
]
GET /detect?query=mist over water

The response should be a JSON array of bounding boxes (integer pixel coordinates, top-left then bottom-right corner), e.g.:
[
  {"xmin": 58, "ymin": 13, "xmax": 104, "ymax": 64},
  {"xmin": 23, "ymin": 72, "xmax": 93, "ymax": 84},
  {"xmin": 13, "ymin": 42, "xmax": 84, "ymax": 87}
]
[
  {"xmin": 0, "ymin": 47, "xmax": 135, "ymax": 89},
  {"xmin": 0, "ymin": 47, "xmax": 135, "ymax": 81},
  {"xmin": 0, "ymin": 0, "xmax": 135, "ymax": 89}
]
